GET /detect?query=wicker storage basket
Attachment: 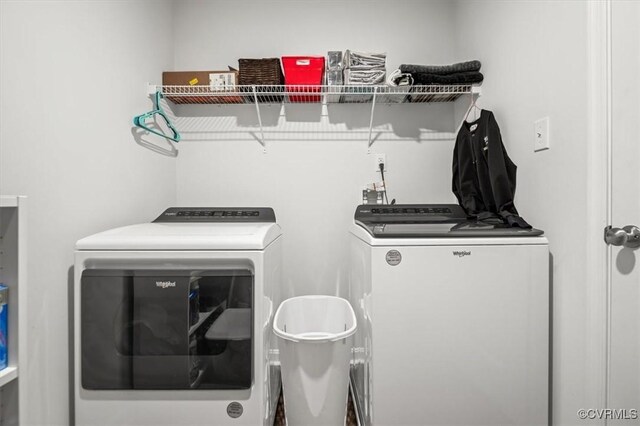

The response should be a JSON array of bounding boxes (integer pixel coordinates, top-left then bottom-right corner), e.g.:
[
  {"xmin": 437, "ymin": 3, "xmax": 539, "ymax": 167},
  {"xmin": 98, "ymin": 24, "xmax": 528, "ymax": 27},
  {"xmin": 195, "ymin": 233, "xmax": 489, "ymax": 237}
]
[{"xmin": 238, "ymin": 58, "xmax": 284, "ymax": 103}]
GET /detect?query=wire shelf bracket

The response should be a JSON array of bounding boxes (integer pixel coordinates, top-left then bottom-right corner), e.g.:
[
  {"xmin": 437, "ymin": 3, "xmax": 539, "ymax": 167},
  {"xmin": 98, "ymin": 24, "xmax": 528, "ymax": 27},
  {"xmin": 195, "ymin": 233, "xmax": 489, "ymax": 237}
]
[
  {"xmin": 367, "ymin": 87, "xmax": 379, "ymax": 154},
  {"xmin": 251, "ymin": 85, "xmax": 266, "ymax": 153}
]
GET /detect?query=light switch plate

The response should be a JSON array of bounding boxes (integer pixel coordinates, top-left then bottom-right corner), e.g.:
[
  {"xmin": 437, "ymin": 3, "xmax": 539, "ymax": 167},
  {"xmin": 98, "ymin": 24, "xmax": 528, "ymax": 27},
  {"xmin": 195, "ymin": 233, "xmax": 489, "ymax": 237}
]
[{"xmin": 534, "ymin": 117, "xmax": 550, "ymax": 152}]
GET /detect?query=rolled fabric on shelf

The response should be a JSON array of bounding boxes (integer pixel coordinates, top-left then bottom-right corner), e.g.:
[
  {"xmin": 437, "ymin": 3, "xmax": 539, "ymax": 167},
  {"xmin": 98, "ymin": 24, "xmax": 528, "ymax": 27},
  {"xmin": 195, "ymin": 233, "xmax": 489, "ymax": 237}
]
[
  {"xmin": 410, "ymin": 71, "xmax": 484, "ymax": 85},
  {"xmin": 399, "ymin": 60, "xmax": 481, "ymax": 75}
]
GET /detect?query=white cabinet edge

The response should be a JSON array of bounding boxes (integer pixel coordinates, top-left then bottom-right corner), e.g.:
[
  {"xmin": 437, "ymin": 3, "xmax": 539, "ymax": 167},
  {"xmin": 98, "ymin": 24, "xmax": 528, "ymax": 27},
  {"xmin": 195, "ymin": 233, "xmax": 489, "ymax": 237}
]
[
  {"xmin": 0, "ymin": 195, "xmax": 28, "ymax": 422},
  {"xmin": 0, "ymin": 366, "xmax": 18, "ymax": 388},
  {"xmin": 0, "ymin": 196, "xmax": 19, "ymax": 208}
]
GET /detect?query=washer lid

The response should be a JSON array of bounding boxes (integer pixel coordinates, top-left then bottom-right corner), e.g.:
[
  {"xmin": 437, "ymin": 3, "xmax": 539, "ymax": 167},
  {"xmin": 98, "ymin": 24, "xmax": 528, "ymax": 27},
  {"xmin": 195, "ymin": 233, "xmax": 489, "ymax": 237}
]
[
  {"xmin": 350, "ymin": 222, "xmax": 548, "ymax": 246},
  {"xmin": 357, "ymin": 221, "xmax": 544, "ymax": 238},
  {"xmin": 75, "ymin": 222, "xmax": 282, "ymax": 251}
]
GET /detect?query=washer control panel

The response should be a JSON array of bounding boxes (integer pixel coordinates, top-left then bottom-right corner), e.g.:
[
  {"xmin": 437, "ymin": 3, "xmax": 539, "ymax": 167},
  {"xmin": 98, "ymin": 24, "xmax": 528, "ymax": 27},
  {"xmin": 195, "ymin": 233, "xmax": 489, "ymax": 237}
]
[
  {"xmin": 355, "ymin": 204, "xmax": 466, "ymax": 224},
  {"xmin": 153, "ymin": 207, "xmax": 276, "ymax": 223}
]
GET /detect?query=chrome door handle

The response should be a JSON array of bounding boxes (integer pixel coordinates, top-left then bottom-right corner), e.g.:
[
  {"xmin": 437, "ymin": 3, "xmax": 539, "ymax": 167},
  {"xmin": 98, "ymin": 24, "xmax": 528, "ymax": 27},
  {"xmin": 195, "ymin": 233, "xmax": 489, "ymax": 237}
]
[{"xmin": 604, "ymin": 225, "xmax": 640, "ymax": 248}]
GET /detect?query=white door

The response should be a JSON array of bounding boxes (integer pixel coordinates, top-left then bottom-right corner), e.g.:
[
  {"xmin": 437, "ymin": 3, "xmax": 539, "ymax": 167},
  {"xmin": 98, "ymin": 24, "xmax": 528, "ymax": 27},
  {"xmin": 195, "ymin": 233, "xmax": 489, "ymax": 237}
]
[{"xmin": 605, "ymin": 1, "xmax": 640, "ymax": 423}]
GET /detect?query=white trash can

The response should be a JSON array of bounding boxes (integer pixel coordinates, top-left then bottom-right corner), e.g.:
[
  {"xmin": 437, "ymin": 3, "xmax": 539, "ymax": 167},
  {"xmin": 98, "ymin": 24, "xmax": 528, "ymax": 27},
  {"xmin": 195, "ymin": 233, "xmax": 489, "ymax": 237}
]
[{"xmin": 273, "ymin": 296, "xmax": 357, "ymax": 426}]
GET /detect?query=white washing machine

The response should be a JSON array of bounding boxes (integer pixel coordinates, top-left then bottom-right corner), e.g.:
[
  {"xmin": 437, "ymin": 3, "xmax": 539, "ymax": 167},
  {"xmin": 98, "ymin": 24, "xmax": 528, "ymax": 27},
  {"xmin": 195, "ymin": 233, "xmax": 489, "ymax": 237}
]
[
  {"xmin": 349, "ymin": 204, "xmax": 549, "ymax": 426},
  {"xmin": 74, "ymin": 207, "xmax": 282, "ymax": 426}
]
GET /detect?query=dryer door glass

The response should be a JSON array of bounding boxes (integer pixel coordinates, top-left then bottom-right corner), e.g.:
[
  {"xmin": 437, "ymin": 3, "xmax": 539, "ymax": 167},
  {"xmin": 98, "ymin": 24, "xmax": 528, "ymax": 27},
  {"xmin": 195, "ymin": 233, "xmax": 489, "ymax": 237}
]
[{"xmin": 80, "ymin": 269, "xmax": 253, "ymax": 390}]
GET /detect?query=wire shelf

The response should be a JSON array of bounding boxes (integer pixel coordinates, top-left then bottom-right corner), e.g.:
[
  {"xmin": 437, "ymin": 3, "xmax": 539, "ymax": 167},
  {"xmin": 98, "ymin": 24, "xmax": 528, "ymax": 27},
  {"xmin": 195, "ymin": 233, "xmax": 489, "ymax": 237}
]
[
  {"xmin": 153, "ymin": 84, "xmax": 478, "ymax": 105},
  {"xmin": 140, "ymin": 83, "xmax": 481, "ymax": 152}
]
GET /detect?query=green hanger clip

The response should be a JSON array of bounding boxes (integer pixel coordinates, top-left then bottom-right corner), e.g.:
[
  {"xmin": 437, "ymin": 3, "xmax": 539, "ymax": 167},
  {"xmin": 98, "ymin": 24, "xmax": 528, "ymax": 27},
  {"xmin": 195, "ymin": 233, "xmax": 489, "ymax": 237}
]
[{"xmin": 133, "ymin": 91, "xmax": 181, "ymax": 142}]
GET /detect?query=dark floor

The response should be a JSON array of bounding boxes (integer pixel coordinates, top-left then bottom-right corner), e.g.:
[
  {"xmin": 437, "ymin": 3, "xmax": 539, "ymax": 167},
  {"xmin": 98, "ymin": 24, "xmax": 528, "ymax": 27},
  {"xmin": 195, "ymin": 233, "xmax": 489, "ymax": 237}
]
[{"xmin": 274, "ymin": 388, "xmax": 358, "ymax": 426}]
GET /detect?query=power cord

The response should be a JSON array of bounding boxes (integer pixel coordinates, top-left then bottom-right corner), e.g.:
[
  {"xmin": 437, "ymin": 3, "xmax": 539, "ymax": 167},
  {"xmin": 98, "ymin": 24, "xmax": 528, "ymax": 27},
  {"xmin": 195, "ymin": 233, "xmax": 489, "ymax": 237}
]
[{"xmin": 379, "ymin": 162, "xmax": 395, "ymax": 205}]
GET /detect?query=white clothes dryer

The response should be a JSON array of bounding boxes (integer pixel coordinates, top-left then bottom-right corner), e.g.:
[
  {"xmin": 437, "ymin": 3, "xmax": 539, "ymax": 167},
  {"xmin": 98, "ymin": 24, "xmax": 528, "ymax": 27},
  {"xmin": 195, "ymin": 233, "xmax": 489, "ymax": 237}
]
[{"xmin": 74, "ymin": 207, "xmax": 282, "ymax": 426}]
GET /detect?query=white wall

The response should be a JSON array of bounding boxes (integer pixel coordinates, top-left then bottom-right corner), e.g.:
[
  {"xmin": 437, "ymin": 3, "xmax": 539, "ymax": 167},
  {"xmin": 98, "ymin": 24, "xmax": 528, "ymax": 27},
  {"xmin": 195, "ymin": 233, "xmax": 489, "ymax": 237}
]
[
  {"xmin": 172, "ymin": 0, "xmax": 462, "ymax": 298},
  {"xmin": 0, "ymin": 1, "xmax": 597, "ymax": 424},
  {"xmin": 0, "ymin": 1, "xmax": 176, "ymax": 424},
  {"xmin": 454, "ymin": 1, "xmax": 589, "ymax": 424}
]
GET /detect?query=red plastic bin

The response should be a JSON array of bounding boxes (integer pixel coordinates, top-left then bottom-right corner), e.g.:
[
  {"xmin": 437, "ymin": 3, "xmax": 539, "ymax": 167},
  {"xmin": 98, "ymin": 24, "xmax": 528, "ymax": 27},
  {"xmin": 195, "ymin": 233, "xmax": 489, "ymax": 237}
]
[{"xmin": 282, "ymin": 56, "xmax": 325, "ymax": 102}]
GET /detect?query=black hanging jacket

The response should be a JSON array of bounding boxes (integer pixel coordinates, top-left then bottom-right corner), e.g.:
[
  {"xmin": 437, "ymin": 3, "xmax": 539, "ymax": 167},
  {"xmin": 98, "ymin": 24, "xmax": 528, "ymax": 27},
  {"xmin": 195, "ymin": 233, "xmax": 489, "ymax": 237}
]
[{"xmin": 452, "ymin": 109, "xmax": 531, "ymax": 228}]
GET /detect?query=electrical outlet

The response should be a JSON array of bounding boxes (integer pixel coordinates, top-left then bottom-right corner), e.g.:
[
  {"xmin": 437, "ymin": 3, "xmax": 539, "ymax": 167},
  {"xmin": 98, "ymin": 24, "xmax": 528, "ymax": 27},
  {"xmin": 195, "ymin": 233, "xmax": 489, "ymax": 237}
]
[
  {"xmin": 375, "ymin": 153, "xmax": 387, "ymax": 172},
  {"xmin": 534, "ymin": 117, "xmax": 550, "ymax": 152}
]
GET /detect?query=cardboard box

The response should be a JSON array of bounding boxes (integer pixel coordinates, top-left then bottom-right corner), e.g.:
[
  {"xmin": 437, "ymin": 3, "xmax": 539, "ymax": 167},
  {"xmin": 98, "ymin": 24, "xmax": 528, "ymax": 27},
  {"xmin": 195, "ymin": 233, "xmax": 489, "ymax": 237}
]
[
  {"xmin": 0, "ymin": 285, "xmax": 7, "ymax": 371},
  {"xmin": 162, "ymin": 69, "xmax": 243, "ymax": 104}
]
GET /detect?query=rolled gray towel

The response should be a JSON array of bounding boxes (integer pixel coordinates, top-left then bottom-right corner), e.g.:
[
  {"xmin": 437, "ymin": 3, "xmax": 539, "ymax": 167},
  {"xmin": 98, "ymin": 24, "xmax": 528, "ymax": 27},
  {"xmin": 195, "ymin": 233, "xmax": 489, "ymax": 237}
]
[
  {"xmin": 400, "ymin": 60, "xmax": 481, "ymax": 75},
  {"xmin": 411, "ymin": 71, "xmax": 484, "ymax": 85}
]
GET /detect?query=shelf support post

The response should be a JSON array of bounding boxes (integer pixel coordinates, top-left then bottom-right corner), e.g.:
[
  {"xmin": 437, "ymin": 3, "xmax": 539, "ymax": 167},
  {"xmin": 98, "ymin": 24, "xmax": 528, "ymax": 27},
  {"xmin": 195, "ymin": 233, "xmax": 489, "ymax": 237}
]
[
  {"xmin": 367, "ymin": 86, "xmax": 379, "ymax": 153},
  {"xmin": 251, "ymin": 85, "xmax": 266, "ymax": 153}
]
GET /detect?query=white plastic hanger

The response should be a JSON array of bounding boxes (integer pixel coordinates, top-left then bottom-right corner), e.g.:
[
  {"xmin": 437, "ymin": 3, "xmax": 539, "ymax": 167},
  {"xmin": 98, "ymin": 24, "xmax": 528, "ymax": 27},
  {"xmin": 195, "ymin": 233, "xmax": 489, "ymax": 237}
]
[
  {"xmin": 464, "ymin": 93, "xmax": 481, "ymax": 123},
  {"xmin": 456, "ymin": 89, "xmax": 482, "ymax": 133}
]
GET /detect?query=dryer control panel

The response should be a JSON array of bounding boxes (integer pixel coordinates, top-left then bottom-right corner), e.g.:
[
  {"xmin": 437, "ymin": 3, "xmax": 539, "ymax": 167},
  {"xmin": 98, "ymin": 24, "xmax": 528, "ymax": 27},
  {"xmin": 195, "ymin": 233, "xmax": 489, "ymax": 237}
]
[{"xmin": 154, "ymin": 207, "xmax": 276, "ymax": 223}]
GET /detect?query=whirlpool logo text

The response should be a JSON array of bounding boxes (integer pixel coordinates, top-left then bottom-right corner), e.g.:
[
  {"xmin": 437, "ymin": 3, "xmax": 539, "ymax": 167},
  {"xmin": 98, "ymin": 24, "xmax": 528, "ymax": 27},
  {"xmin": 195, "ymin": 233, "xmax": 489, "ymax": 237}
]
[
  {"xmin": 155, "ymin": 281, "xmax": 176, "ymax": 288},
  {"xmin": 452, "ymin": 250, "xmax": 471, "ymax": 257}
]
